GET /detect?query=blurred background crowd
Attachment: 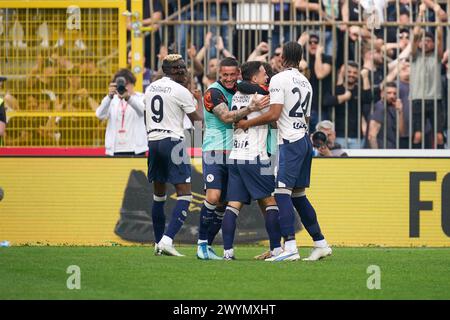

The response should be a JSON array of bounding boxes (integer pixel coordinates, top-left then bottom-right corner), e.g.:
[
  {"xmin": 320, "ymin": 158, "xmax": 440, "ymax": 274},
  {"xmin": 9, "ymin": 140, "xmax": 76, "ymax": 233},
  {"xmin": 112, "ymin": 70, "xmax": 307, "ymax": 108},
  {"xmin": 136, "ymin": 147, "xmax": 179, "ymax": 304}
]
[{"xmin": 0, "ymin": 0, "xmax": 448, "ymax": 150}]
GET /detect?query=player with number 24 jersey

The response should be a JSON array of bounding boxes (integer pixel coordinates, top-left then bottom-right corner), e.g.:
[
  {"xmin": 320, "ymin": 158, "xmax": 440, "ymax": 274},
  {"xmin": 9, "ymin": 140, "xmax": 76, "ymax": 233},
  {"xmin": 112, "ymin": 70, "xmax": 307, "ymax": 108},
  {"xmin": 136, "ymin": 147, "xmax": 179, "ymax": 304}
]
[{"xmin": 269, "ymin": 68, "xmax": 312, "ymax": 144}]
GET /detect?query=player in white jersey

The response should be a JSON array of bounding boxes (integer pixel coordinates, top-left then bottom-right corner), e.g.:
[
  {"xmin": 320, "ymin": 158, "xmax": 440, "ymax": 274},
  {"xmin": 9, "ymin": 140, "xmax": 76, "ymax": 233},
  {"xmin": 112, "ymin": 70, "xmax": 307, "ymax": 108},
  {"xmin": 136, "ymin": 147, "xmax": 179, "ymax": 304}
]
[
  {"xmin": 221, "ymin": 61, "xmax": 281, "ymax": 260},
  {"xmin": 237, "ymin": 42, "xmax": 332, "ymax": 261},
  {"xmin": 144, "ymin": 54, "xmax": 203, "ymax": 257}
]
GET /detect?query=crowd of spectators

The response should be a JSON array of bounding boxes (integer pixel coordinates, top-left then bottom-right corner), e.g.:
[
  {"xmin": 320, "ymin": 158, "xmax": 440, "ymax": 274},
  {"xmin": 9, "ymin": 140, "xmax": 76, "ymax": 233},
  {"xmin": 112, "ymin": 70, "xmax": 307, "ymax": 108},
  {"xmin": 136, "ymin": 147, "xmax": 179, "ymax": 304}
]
[
  {"xmin": 0, "ymin": 0, "xmax": 448, "ymax": 149},
  {"xmin": 135, "ymin": 0, "xmax": 448, "ymax": 150}
]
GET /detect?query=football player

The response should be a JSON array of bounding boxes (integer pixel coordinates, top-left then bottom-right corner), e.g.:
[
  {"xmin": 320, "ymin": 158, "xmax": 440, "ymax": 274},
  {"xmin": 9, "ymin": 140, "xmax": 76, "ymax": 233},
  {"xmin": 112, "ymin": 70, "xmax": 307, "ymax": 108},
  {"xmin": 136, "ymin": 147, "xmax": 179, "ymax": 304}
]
[
  {"xmin": 197, "ymin": 57, "xmax": 269, "ymax": 260},
  {"xmin": 237, "ymin": 42, "xmax": 332, "ymax": 261},
  {"xmin": 221, "ymin": 61, "xmax": 280, "ymax": 260},
  {"xmin": 145, "ymin": 54, "xmax": 202, "ymax": 256}
]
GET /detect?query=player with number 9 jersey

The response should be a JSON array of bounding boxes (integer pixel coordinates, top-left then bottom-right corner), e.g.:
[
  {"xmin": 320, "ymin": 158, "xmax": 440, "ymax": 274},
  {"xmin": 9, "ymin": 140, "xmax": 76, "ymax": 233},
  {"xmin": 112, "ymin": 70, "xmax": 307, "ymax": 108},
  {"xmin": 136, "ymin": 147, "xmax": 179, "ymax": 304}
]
[
  {"xmin": 144, "ymin": 54, "xmax": 203, "ymax": 257},
  {"xmin": 145, "ymin": 78, "xmax": 196, "ymax": 142}
]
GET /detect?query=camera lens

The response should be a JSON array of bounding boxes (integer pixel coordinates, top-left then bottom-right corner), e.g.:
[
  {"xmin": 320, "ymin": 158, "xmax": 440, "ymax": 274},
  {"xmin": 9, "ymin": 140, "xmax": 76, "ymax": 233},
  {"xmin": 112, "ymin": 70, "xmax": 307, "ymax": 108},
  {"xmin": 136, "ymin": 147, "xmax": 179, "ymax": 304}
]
[
  {"xmin": 116, "ymin": 76, "xmax": 127, "ymax": 95},
  {"xmin": 312, "ymin": 131, "xmax": 327, "ymax": 148}
]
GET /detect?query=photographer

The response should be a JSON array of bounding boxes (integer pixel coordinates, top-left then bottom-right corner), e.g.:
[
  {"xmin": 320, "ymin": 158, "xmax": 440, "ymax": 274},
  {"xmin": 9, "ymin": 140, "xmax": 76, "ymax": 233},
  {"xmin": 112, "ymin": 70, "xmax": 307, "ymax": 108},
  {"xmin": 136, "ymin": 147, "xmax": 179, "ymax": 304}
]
[
  {"xmin": 96, "ymin": 69, "xmax": 148, "ymax": 156},
  {"xmin": 312, "ymin": 126, "xmax": 348, "ymax": 157}
]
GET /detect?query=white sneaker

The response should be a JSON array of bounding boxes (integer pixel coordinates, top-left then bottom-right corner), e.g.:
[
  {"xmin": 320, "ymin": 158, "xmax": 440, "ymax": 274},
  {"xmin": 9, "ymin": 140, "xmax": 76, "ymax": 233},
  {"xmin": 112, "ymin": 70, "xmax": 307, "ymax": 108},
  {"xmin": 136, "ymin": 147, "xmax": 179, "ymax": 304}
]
[
  {"xmin": 154, "ymin": 243, "xmax": 162, "ymax": 256},
  {"xmin": 223, "ymin": 249, "xmax": 236, "ymax": 261},
  {"xmin": 302, "ymin": 247, "xmax": 332, "ymax": 261},
  {"xmin": 157, "ymin": 242, "xmax": 185, "ymax": 257},
  {"xmin": 265, "ymin": 250, "xmax": 300, "ymax": 262}
]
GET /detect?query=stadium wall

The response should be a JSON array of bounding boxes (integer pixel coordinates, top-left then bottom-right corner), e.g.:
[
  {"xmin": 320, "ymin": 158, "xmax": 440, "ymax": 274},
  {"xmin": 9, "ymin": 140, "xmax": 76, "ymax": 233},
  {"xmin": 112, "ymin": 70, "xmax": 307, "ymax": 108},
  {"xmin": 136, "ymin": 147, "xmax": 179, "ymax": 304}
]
[{"xmin": 0, "ymin": 157, "xmax": 449, "ymax": 247}]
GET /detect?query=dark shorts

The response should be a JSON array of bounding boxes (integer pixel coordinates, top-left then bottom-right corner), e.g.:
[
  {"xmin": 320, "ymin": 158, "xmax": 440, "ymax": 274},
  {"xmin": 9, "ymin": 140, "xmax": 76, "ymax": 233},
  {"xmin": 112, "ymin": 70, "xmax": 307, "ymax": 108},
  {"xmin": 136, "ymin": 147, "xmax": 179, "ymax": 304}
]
[
  {"xmin": 147, "ymin": 138, "xmax": 191, "ymax": 185},
  {"xmin": 276, "ymin": 135, "xmax": 312, "ymax": 189},
  {"xmin": 202, "ymin": 151, "xmax": 229, "ymax": 200},
  {"xmin": 412, "ymin": 100, "xmax": 445, "ymax": 133},
  {"xmin": 226, "ymin": 157, "xmax": 275, "ymax": 205}
]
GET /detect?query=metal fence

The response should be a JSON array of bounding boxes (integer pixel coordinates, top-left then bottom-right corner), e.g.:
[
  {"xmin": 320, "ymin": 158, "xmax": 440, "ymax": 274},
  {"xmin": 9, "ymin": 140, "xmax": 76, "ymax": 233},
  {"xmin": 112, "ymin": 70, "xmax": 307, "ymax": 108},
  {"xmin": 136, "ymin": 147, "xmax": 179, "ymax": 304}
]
[
  {"xmin": 0, "ymin": 0, "xmax": 126, "ymax": 147},
  {"xmin": 1, "ymin": 0, "xmax": 449, "ymax": 149}
]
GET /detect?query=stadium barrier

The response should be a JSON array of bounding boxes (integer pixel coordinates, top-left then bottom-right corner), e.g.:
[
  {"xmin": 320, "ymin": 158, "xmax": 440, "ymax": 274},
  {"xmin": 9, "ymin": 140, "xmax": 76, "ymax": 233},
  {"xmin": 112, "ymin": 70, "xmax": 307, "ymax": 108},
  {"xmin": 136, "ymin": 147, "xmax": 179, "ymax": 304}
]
[
  {"xmin": 1, "ymin": 0, "xmax": 449, "ymax": 149},
  {"xmin": 0, "ymin": 0, "xmax": 127, "ymax": 147},
  {"xmin": 0, "ymin": 156, "xmax": 449, "ymax": 246}
]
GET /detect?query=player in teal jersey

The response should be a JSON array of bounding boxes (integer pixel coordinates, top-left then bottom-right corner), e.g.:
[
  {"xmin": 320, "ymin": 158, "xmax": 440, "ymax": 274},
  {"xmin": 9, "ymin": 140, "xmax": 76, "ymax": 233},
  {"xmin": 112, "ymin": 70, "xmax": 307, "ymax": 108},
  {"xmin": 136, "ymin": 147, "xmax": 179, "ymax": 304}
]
[{"xmin": 197, "ymin": 57, "xmax": 269, "ymax": 260}]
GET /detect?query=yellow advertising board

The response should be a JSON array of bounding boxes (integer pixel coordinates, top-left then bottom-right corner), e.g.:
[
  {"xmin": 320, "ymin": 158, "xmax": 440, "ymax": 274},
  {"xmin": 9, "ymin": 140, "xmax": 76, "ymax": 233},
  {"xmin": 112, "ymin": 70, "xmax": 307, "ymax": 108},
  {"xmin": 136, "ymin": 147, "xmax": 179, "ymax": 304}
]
[{"xmin": 0, "ymin": 157, "xmax": 449, "ymax": 246}]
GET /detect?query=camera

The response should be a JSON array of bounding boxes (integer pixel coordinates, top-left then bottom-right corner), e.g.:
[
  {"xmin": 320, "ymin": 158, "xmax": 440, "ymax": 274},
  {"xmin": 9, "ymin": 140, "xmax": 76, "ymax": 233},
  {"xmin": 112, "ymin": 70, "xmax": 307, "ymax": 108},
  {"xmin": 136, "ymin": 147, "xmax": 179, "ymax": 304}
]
[
  {"xmin": 312, "ymin": 131, "xmax": 328, "ymax": 149},
  {"xmin": 115, "ymin": 76, "xmax": 127, "ymax": 95}
]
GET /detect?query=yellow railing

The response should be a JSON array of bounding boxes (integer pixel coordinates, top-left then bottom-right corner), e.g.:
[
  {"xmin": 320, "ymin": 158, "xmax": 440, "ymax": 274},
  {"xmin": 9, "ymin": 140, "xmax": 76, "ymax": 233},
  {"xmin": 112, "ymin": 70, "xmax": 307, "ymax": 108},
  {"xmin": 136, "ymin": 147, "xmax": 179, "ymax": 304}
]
[
  {"xmin": 0, "ymin": 0, "xmax": 127, "ymax": 147},
  {"xmin": 1, "ymin": 0, "xmax": 449, "ymax": 148}
]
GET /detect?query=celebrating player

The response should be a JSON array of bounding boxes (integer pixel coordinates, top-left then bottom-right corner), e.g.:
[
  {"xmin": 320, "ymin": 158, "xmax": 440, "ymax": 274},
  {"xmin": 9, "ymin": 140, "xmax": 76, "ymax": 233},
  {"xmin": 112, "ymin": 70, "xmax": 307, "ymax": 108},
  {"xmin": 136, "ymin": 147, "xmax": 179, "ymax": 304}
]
[
  {"xmin": 221, "ymin": 61, "xmax": 279, "ymax": 260},
  {"xmin": 144, "ymin": 54, "xmax": 203, "ymax": 256},
  {"xmin": 237, "ymin": 42, "xmax": 332, "ymax": 261},
  {"xmin": 197, "ymin": 57, "xmax": 269, "ymax": 260}
]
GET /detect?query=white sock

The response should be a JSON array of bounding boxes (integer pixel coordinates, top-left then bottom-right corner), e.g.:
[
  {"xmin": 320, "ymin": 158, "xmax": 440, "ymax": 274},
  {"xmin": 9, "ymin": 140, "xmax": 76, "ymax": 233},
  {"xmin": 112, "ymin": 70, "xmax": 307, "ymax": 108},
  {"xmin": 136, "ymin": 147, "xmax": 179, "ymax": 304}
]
[
  {"xmin": 272, "ymin": 247, "xmax": 283, "ymax": 256},
  {"xmin": 224, "ymin": 248, "xmax": 234, "ymax": 257},
  {"xmin": 284, "ymin": 240, "xmax": 297, "ymax": 252},
  {"xmin": 314, "ymin": 239, "xmax": 328, "ymax": 248},
  {"xmin": 197, "ymin": 240, "xmax": 208, "ymax": 245},
  {"xmin": 160, "ymin": 235, "xmax": 173, "ymax": 246}
]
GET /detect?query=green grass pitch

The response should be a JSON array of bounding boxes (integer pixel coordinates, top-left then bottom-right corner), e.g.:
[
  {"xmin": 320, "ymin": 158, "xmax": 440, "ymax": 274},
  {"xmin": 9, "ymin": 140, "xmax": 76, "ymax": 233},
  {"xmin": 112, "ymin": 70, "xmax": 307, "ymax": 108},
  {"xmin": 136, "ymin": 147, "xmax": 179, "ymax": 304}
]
[{"xmin": 1, "ymin": 246, "xmax": 450, "ymax": 300}]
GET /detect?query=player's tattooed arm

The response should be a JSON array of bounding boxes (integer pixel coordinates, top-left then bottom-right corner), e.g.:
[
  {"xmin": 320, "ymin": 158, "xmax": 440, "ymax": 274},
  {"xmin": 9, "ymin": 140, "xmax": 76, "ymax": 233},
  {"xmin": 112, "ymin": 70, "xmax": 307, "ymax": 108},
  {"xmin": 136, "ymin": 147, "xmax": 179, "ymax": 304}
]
[
  {"xmin": 213, "ymin": 102, "xmax": 247, "ymax": 123},
  {"xmin": 213, "ymin": 94, "xmax": 270, "ymax": 123},
  {"xmin": 236, "ymin": 103, "xmax": 283, "ymax": 131}
]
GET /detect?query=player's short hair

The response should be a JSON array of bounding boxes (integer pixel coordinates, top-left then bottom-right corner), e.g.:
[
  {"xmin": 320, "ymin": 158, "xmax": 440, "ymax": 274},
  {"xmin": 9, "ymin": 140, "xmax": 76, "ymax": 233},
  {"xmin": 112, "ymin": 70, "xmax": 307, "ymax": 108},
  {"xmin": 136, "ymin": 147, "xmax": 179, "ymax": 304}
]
[
  {"xmin": 347, "ymin": 61, "xmax": 359, "ymax": 69},
  {"xmin": 316, "ymin": 120, "xmax": 335, "ymax": 132},
  {"xmin": 424, "ymin": 31, "xmax": 434, "ymax": 41},
  {"xmin": 113, "ymin": 68, "xmax": 136, "ymax": 85},
  {"xmin": 399, "ymin": 6, "xmax": 410, "ymax": 16},
  {"xmin": 219, "ymin": 57, "xmax": 240, "ymax": 69},
  {"xmin": 262, "ymin": 62, "xmax": 275, "ymax": 82},
  {"xmin": 162, "ymin": 54, "xmax": 186, "ymax": 75},
  {"xmin": 384, "ymin": 82, "xmax": 397, "ymax": 89},
  {"xmin": 282, "ymin": 41, "xmax": 303, "ymax": 67},
  {"xmin": 241, "ymin": 61, "xmax": 263, "ymax": 81}
]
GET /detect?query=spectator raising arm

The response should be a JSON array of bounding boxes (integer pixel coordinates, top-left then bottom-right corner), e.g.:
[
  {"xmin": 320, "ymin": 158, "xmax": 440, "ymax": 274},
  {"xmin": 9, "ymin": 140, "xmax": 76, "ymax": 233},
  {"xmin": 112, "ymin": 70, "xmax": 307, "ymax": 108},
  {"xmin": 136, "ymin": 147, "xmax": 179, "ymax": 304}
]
[
  {"xmin": 314, "ymin": 44, "xmax": 332, "ymax": 80},
  {"xmin": 434, "ymin": 5, "xmax": 444, "ymax": 60},
  {"xmin": 247, "ymin": 42, "xmax": 270, "ymax": 62},
  {"xmin": 215, "ymin": 36, "xmax": 234, "ymax": 58},
  {"xmin": 423, "ymin": 0, "xmax": 448, "ymax": 22},
  {"xmin": 196, "ymin": 32, "xmax": 212, "ymax": 62},
  {"xmin": 388, "ymin": 43, "xmax": 411, "ymax": 73},
  {"xmin": 294, "ymin": 0, "xmax": 325, "ymax": 18},
  {"xmin": 411, "ymin": 3, "xmax": 427, "ymax": 57},
  {"xmin": 187, "ymin": 45, "xmax": 204, "ymax": 77},
  {"xmin": 368, "ymin": 119, "xmax": 381, "ymax": 149}
]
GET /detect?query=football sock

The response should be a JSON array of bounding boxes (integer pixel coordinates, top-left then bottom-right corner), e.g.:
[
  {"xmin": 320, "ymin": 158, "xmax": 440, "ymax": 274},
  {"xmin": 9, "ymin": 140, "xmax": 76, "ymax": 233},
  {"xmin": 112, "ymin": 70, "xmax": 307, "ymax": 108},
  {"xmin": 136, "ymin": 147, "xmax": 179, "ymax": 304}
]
[
  {"xmin": 291, "ymin": 192, "xmax": 325, "ymax": 242},
  {"xmin": 284, "ymin": 239, "xmax": 298, "ymax": 252},
  {"xmin": 264, "ymin": 206, "xmax": 282, "ymax": 250},
  {"xmin": 151, "ymin": 195, "xmax": 166, "ymax": 243},
  {"xmin": 208, "ymin": 206, "xmax": 225, "ymax": 245},
  {"xmin": 222, "ymin": 206, "xmax": 239, "ymax": 250},
  {"xmin": 164, "ymin": 195, "xmax": 192, "ymax": 240},
  {"xmin": 198, "ymin": 200, "xmax": 216, "ymax": 244},
  {"xmin": 272, "ymin": 247, "xmax": 283, "ymax": 256},
  {"xmin": 224, "ymin": 248, "xmax": 234, "ymax": 258},
  {"xmin": 160, "ymin": 235, "xmax": 173, "ymax": 246},
  {"xmin": 314, "ymin": 239, "xmax": 328, "ymax": 248},
  {"xmin": 274, "ymin": 190, "xmax": 296, "ymax": 239}
]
